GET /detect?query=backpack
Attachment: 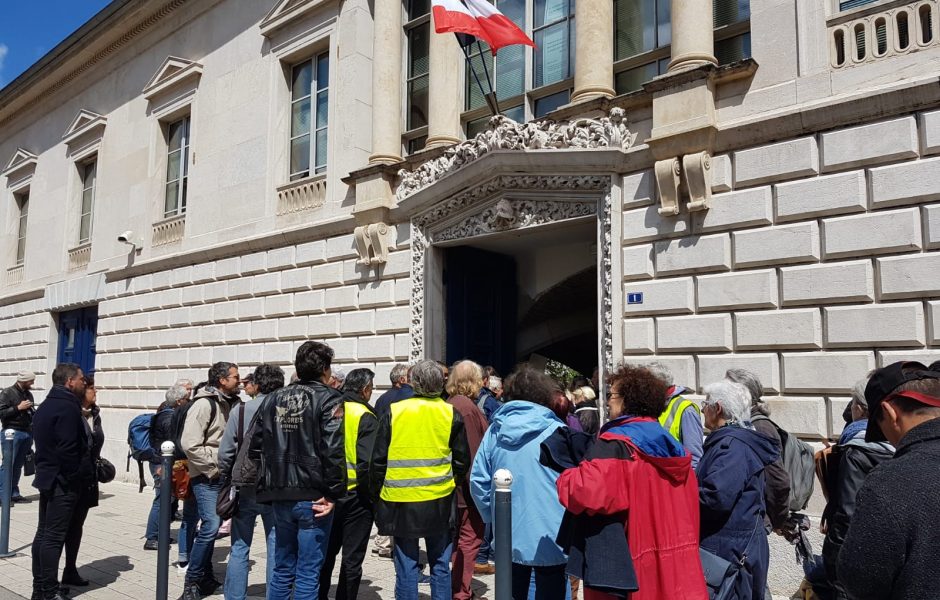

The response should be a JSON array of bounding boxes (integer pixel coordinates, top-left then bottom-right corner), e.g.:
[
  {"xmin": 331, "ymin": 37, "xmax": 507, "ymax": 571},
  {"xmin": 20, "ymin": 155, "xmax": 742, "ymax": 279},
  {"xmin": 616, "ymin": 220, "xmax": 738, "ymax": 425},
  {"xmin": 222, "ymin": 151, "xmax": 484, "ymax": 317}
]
[
  {"xmin": 752, "ymin": 415, "xmax": 815, "ymax": 511},
  {"xmin": 171, "ymin": 395, "xmax": 218, "ymax": 462},
  {"xmin": 127, "ymin": 411, "xmax": 166, "ymax": 493}
]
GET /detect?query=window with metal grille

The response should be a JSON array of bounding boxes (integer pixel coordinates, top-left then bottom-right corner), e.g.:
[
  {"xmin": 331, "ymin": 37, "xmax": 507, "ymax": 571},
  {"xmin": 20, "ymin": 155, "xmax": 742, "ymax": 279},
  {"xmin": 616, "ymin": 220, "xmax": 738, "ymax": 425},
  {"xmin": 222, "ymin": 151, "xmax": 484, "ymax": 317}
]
[
  {"xmin": 289, "ymin": 52, "xmax": 330, "ymax": 181},
  {"xmin": 79, "ymin": 159, "xmax": 96, "ymax": 244},
  {"xmin": 164, "ymin": 116, "xmax": 190, "ymax": 218}
]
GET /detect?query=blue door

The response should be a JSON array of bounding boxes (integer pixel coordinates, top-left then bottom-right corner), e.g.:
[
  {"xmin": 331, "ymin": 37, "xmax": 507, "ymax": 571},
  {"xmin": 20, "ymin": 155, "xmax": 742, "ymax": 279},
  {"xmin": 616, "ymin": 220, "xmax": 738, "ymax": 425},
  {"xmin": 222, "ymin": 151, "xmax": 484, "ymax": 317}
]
[{"xmin": 58, "ymin": 306, "xmax": 98, "ymax": 376}]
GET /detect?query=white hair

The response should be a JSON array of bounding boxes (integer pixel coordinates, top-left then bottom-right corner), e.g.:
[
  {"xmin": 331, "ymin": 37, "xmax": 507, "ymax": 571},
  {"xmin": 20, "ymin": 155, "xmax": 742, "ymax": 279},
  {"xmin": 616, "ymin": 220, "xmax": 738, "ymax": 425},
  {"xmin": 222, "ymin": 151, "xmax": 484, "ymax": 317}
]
[
  {"xmin": 645, "ymin": 361, "xmax": 674, "ymax": 386},
  {"xmin": 703, "ymin": 380, "xmax": 751, "ymax": 424},
  {"xmin": 488, "ymin": 376, "xmax": 502, "ymax": 390}
]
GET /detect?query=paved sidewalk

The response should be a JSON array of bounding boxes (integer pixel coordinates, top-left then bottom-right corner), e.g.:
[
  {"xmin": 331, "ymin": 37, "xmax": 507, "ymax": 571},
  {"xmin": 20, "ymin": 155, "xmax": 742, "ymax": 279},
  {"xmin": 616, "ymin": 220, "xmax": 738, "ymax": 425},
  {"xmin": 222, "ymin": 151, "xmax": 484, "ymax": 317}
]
[{"xmin": 0, "ymin": 477, "xmax": 494, "ymax": 599}]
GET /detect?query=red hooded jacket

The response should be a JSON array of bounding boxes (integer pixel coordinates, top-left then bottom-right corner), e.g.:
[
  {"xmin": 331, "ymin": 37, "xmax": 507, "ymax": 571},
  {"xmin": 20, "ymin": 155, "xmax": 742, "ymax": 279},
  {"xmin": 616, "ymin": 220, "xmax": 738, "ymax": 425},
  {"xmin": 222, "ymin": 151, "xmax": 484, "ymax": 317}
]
[{"xmin": 556, "ymin": 416, "xmax": 707, "ymax": 600}]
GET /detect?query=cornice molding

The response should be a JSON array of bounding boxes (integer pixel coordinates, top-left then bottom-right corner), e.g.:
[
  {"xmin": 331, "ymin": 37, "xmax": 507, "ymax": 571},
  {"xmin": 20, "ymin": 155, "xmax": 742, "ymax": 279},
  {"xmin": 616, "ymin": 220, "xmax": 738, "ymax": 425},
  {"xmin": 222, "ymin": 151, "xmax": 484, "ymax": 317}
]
[
  {"xmin": 62, "ymin": 109, "xmax": 108, "ymax": 145},
  {"xmin": 1, "ymin": 148, "xmax": 38, "ymax": 181},
  {"xmin": 260, "ymin": 0, "xmax": 334, "ymax": 37},
  {"xmin": 142, "ymin": 56, "xmax": 204, "ymax": 101}
]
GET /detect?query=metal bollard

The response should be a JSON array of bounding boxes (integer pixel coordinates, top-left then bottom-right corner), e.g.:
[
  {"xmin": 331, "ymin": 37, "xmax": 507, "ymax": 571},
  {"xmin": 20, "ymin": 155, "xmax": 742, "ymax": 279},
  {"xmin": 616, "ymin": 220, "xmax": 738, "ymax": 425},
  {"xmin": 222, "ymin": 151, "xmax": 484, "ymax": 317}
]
[
  {"xmin": 0, "ymin": 429, "xmax": 14, "ymax": 558},
  {"xmin": 494, "ymin": 468, "xmax": 513, "ymax": 600},
  {"xmin": 156, "ymin": 440, "xmax": 175, "ymax": 600}
]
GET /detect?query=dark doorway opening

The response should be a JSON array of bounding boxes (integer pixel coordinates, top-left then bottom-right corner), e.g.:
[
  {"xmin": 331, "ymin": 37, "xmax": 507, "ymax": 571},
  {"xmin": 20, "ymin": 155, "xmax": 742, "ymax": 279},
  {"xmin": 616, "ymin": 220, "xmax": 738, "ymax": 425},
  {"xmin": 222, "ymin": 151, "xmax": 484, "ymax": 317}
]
[
  {"xmin": 58, "ymin": 306, "xmax": 98, "ymax": 376},
  {"xmin": 442, "ymin": 220, "xmax": 598, "ymax": 376}
]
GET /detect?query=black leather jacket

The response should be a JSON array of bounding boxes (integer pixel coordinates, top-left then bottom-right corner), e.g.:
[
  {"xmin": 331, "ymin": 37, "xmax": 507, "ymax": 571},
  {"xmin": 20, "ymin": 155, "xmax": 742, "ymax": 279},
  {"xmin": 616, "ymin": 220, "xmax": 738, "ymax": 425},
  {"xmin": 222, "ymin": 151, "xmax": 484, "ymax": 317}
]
[
  {"xmin": 0, "ymin": 384, "xmax": 33, "ymax": 432},
  {"xmin": 250, "ymin": 380, "xmax": 346, "ymax": 503}
]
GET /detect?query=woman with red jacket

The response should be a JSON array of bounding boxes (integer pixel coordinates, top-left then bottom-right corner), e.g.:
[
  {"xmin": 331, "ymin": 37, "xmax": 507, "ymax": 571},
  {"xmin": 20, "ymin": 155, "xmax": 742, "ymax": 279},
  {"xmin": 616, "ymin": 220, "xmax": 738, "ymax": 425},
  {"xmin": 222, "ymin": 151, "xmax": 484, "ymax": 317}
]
[{"xmin": 556, "ymin": 364, "xmax": 707, "ymax": 600}]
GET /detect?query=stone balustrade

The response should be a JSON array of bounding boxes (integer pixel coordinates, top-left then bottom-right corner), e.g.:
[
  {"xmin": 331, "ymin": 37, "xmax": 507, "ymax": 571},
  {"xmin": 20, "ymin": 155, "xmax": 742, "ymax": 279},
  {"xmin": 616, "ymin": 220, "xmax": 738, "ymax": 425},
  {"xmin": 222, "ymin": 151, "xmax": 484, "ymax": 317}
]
[
  {"xmin": 152, "ymin": 214, "xmax": 186, "ymax": 246},
  {"xmin": 68, "ymin": 243, "xmax": 92, "ymax": 270},
  {"xmin": 830, "ymin": 0, "xmax": 939, "ymax": 68},
  {"xmin": 276, "ymin": 174, "xmax": 327, "ymax": 216},
  {"xmin": 5, "ymin": 265, "xmax": 23, "ymax": 286}
]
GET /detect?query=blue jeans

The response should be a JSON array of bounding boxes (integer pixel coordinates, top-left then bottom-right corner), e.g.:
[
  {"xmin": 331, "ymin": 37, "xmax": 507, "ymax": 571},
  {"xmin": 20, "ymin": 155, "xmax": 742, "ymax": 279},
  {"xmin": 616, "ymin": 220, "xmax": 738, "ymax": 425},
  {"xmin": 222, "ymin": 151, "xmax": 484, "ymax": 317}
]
[
  {"xmin": 393, "ymin": 532, "xmax": 452, "ymax": 600},
  {"xmin": 0, "ymin": 430, "xmax": 32, "ymax": 499},
  {"xmin": 177, "ymin": 495, "xmax": 198, "ymax": 563},
  {"xmin": 476, "ymin": 523, "xmax": 493, "ymax": 564},
  {"xmin": 145, "ymin": 463, "xmax": 162, "ymax": 541},
  {"xmin": 269, "ymin": 500, "xmax": 334, "ymax": 600},
  {"xmin": 185, "ymin": 477, "xmax": 221, "ymax": 583},
  {"xmin": 224, "ymin": 493, "xmax": 276, "ymax": 600}
]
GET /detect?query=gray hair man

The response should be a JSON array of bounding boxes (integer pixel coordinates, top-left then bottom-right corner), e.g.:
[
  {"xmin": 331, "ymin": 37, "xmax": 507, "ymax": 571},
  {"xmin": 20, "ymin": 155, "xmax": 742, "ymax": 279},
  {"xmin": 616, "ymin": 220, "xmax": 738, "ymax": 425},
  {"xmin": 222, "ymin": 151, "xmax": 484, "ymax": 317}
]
[
  {"xmin": 647, "ymin": 361, "xmax": 703, "ymax": 468},
  {"xmin": 0, "ymin": 370, "xmax": 36, "ymax": 502}
]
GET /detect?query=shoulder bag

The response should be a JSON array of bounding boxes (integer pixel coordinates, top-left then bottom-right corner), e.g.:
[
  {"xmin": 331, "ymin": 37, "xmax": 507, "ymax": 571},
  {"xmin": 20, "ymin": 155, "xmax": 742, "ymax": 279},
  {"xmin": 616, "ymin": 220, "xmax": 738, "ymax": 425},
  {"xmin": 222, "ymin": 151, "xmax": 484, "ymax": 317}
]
[
  {"xmin": 700, "ymin": 517, "xmax": 762, "ymax": 600},
  {"xmin": 216, "ymin": 403, "xmax": 244, "ymax": 520}
]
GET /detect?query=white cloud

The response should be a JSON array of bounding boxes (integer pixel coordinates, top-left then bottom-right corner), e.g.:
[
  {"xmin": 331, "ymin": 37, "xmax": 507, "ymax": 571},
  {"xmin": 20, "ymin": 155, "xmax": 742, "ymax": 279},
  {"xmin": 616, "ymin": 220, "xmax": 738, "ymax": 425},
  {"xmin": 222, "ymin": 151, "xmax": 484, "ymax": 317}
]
[{"xmin": 0, "ymin": 44, "xmax": 8, "ymax": 87}]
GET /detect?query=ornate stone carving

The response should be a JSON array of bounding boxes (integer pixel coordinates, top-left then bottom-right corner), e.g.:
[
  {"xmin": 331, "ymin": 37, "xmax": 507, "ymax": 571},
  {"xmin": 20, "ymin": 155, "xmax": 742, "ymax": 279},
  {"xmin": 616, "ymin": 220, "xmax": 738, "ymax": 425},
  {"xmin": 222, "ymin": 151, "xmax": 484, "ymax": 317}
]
[
  {"xmin": 354, "ymin": 222, "xmax": 390, "ymax": 265},
  {"xmin": 683, "ymin": 151, "xmax": 712, "ymax": 212},
  {"xmin": 396, "ymin": 108, "xmax": 635, "ymax": 200},
  {"xmin": 655, "ymin": 157, "xmax": 682, "ymax": 216},
  {"xmin": 408, "ymin": 174, "xmax": 613, "ymax": 366}
]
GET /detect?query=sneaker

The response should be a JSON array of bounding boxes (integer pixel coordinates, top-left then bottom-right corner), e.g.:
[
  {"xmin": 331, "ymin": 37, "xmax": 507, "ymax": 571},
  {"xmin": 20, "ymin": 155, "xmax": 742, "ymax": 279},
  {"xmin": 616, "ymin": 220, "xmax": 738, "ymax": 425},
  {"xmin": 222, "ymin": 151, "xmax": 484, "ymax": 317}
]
[
  {"xmin": 474, "ymin": 563, "xmax": 496, "ymax": 575},
  {"xmin": 180, "ymin": 582, "xmax": 201, "ymax": 600},
  {"xmin": 377, "ymin": 549, "xmax": 392, "ymax": 559},
  {"xmin": 175, "ymin": 561, "xmax": 189, "ymax": 573},
  {"xmin": 143, "ymin": 539, "xmax": 159, "ymax": 551}
]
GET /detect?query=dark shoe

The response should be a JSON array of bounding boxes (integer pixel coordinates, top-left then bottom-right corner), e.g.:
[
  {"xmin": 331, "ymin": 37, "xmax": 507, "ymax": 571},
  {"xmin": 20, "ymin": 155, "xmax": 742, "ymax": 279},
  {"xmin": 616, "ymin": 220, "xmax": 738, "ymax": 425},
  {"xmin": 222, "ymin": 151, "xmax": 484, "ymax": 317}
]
[
  {"xmin": 474, "ymin": 563, "xmax": 496, "ymax": 575},
  {"xmin": 180, "ymin": 582, "xmax": 201, "ymax": 600},
  {"xmin": 13, "ymin": 496, "xmax": 31, "ymax": 504},
  {"xmin": 198, "ymin": 575, "xmax": 222, "ymax": 596},
  {"xmin": 377, "ymin": 549, "xmax": 392, "ymax": 559},
  {"xmin": 143, "ymin": 539, "xmax": 159, "ymax": 550},
  {"xmin": 61, "ymin": 571, "xmax": 89, "ymax": 587},
  {"xmin": 44, "ymin": 593, "xmax": 72, "ymax": 600}
]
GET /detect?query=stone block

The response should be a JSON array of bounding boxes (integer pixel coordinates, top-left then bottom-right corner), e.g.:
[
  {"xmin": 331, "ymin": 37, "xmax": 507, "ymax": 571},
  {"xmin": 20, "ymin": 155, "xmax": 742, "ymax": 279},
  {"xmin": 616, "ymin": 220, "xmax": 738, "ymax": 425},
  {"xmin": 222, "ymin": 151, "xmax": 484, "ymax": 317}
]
[
  {"xmin": 191, "ymin": 262, "xmax": 215, "ymax": 284},
  {"xmin": 711, "ymin": 154, "xmax": 733, "ymax": 193},
  {"xmin": 308, "ymin": 314, "xmax": 340, "ymax": 337},
  {"xmin": 825, "ymin": 303, "xmax": 925, "ymax": 348},
  {"xmin": 227, "ymin": 277, "xmax": 253, "ymax": 300},
  {"xmin": 293, "ymin": 290, "xmax": 325, "ymax": 315},
  {"xmin": 733, "ymin": 222, "xmax": 820, "ymax": 268},
  {"xmin": 266, "ymin": 247, "xmax": 296, "ymax": 270},
  {"xmin": 622, "ymin": 204, "xmax": 691, "ymax": 243},
  {"xmin": 324, "ymin": 287, "xmax": 358, "ymax": 312},
  {"xmin": 828, "ymin": 397, "xmax": 851, "ymax": 439},
  {"xmin": 327, "ymin": 234, "xmax": 359, "ymax": 261},
  {"xmin": 394, "ymin": 278, "xmax": 412, "ymax": 305},
  {"xmin": 264, "ymin": 342, "xmax": 295, "ymax": 364},
  {"xmin": 654, "ymin": 234, "xmax": 731, "ymax": 276},
  {"xmin": 169, "ymin": 266, "xmax": 193, "ymax": 287},
  {"xmin": 310, "ymin": 263, "xmax": 345, "ymax": 289},
  {"xmin": 383, "ymin": 250, "xmax": 412, "ymax": 279},
  {"xmin": 203, "ymin": 281, "xmax": 229, "ymax": 303},
  {"xmin": 622, "ymin": 170, "xmax": 654, "ymax": 209},
  {"xmin": 920, "ymin": 109, "xmax": 940, "ymax": 155},
  {"xmin": 236, "ymin": 344, "xmax": 265, "ymax": 366},
  {"xmin": 181, "ymin": 286, "xmax": 204, "ymax": 307},
  {"xmin": 623, "ymin": 356, "xmax": 696, "ymax": 389},
  {"xmin": 167, "ymin": 307, "xmax": 190, "ymax": 328},
  {"xmin": 622, "ymin": 244, "xmax": 654, "ymax": 281},
  {"xmin": 878, "ymin": 253, "xmax": 940, "ymax": 299},
  {"xmin": 623, "ymin": 278, "xmax": 695, "ymax": 316},
  {"xmin": 623, "ymin": 318, "xmax": 655, "ymax": 354},
  {"xmin": 692, "ymin": 188, "xmax": 773, "ymax": 234},
  {"xmin": 215, "ymin": 257, "xmax": 241, "ymax": 280},
  {"xmin": 237, "ymin": 298, "xmax": 264, "ymax": 320},
  {"xmin": 329, "ymin": 338, "xmax": 358, "ymax": 360},
  {"xmin": 764, "ymin": 397, "xmax": 828, "ymax": 438},
  {"xmin": 357, "ymin": 335, "xmax": 396, "ymax": 361},
  {"xmin": 820, "ymin": 117, "xmax": 919, "ymax": 171},
  {"xmin": 250, "ymin": 319, "xmax": 278, "ymax": 343},
  {"xmin": 930, "ymin": 301, "xmax": 940, "ymax": 345},
  {"xmin": 277, "ymin": 317, "xmax": 309, "ymax": 340},
  {"xmin": 775, "ymin": 170, "xmax": 868, "ymax": 223},
  {"xmin": 782, "ymin": 352, "xmax": 876, "ymax": 392},
  {"xmin": 359, "ymin": 280, "xmax": 397, "ymax": 308},
  {"xmin": 296, "ymin": 240, "xmax": 327, "ymax": 266},
  {"xmin": 395, "ymin": 333, "xmax": 411, "ymax": 360},
  {"xmin": 698, "ymin": 354, "xmax": 781, "ymax": 393},
  {"xmin": 251, "ymin": 272, "xmax": 281, "ymax": 296},
  {"xmin": 781, "ymin": 261, "xmax": 874, "ymax": 305},
  {"xmin": 281, "ymin": 267, "xmax": 313, "ymax": 292},
  {"xmin": 736, "ymin": 309, "xmax": 822, "ymax": 349},
  {"xmin": 657, "ymin": 314, "xmax": 733, "ymax": 351},
  {"xmin": 877, "ymin": 350, "xmax": 940, "ymax": 367},
  {"xmin": 150, "ymin": 270, "xmax": 172, "ymax": 291},
  {"xmin": 201, "ymin": 325, "xmax": 225, "ymax": 346},
  {"xmin": 734, "ymin": 136, "xmax": 819, "ymax": 187},
  {"xmin": 870, "ymin": 156, "xmax": 940, "ymax": 208},
  {"xmin": 375, "ymin": 307, "xmax": 411, "ymax": 333},
  {"xmin": 225, "ymin": 323, "xmax": 251, "ymax": 344},
  {"xmin": 340, "ymin": 311, "xmax": 375, "ymax": 336},
  {"xmin": 697, "ymin": 270, "xmax": 778, "ymax": 311},
  {"xmin": 189, "ymin": 304, "xmax": 213, "ymax": 325},
  {"xmin": 822, "ymin": 208, "xmax": 922, "ymax": 259},
  {"xmin": 241, "ymin": 252, "xmax": 267, "ymax": 275},
  {"xmin": 924, "ymin": 205, "xmax": 940, "ymax": 249},
  {"xmin": 264, "ymin": 295, "xmax": 293, "ymax": 318},
  {"xmin": 213, "ymin": 301, "xmax": 238, "ymax": 324}
]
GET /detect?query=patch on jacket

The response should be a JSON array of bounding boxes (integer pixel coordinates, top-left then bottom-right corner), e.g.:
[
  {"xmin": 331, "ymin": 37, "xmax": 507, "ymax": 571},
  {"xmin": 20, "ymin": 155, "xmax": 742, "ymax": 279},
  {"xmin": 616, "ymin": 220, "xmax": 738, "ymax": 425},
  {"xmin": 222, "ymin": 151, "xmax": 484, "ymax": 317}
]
[{"xmin": 275, "ymin": 396, "xmax": 311, "ymax": 431}]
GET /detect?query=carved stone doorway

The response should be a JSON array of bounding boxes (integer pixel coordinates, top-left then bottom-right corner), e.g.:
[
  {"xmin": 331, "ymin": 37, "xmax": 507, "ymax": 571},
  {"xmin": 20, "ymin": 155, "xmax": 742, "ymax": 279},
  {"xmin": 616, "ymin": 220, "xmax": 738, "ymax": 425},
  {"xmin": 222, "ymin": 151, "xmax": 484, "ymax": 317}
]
[{"xmin": 408, "ymin": 174, "xmax": 614, "ymax": 394}]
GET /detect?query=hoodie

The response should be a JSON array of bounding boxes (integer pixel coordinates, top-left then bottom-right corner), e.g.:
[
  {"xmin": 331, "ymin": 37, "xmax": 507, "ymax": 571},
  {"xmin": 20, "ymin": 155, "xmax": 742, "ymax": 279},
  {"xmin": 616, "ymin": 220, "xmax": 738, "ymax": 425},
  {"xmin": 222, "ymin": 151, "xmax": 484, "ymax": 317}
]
[
  {"xmin": 470, "ymin": 401, "xmax": 567, "ymax": 566},
  {"xmin": 556, "ymin": 416, "xmax": 707, "ymax": 600},
  {"xmin": 698, "ymin": 425, "xmax": 780, "ymax": 600}
]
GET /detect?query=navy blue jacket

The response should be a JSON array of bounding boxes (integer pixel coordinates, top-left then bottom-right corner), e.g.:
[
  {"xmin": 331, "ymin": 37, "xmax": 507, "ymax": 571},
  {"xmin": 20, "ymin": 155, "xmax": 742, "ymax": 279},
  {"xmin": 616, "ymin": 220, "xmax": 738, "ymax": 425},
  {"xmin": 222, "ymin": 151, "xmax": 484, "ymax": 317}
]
[
  {"xmin": 374, "ymin": 384, "xmax": 414, "ymax": 416},
  {"xmin": 32, "ymin": 385, "xmax": 88, "ymax": 492},
  {"xmin": 697, "ymin": 425, "xmax": 779, "ymax": 600}
]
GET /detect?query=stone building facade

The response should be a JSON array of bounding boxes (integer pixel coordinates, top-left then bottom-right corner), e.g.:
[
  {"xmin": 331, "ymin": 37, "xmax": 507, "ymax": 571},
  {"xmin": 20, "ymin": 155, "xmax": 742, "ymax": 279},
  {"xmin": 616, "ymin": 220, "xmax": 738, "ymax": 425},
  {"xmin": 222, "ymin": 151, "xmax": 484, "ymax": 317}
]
[{"xmin": 1, "ymin": 1, "xmax": 940, "ymax": 586}]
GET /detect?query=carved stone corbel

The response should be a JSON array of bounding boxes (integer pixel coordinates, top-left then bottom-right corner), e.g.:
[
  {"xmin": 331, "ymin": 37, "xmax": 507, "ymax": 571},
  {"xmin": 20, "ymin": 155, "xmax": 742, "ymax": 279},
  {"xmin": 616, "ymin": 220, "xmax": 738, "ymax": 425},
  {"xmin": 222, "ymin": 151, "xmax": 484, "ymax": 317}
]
[
  {"xmin": 655, "ymin": 157, "xmax": 682, "ymax": 216},
  {"xmin": 354, "ymin": 222, "xmax": 391, "ymax": 265},
  {"xmin": 683, "ymin": 151, "xmax": 712, "ymax": 212}
]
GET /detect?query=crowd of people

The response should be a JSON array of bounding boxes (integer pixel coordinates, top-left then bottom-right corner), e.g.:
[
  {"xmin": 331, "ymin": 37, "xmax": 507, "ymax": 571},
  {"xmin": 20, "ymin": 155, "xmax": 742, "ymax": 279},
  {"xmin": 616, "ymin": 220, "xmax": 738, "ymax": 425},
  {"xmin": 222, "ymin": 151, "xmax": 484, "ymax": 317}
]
[{"xmin": 2, "ymin": 341, "xmax": 940, "ymax": 600}]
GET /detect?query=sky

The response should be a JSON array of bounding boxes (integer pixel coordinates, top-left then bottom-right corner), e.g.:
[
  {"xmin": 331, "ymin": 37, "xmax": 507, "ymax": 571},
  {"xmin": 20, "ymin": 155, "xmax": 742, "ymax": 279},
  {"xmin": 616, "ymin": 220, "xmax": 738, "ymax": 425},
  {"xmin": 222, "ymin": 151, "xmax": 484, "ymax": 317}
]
[{"xmin": 0, "ymin": 0, "xmax": 112, "ymax": 89}]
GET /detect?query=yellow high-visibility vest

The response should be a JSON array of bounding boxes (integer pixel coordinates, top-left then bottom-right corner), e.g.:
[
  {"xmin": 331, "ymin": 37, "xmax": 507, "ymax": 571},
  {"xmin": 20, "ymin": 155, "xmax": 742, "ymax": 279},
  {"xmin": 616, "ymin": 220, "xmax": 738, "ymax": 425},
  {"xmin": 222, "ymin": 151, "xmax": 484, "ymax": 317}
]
[
  {"xmin": 380, "ymin": 397, "xmax": 455, "ymax": 503},
  {"xmin": 345, "ymin": 401, "xmax": 372, "ymax": 491},
  {"xmin": 659, "ymin": 393, "xmax": 701, "ymax": 442}
]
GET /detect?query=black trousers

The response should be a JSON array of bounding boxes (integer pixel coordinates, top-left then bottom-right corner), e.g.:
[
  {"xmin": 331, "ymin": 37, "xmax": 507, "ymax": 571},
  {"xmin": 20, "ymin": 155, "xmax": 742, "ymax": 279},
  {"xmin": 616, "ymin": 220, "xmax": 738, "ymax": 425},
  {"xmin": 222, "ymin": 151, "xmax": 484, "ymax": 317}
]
[
  {"xmin": 64, "ymin": 497, "xmax": 92, "ymax": 573},
  {"xmin": 32, "ymin": 485, "xmax": 79, "ymax": 598},
  {"xmin": 511, "ymin": 563, "xmax": 567, "ymax": 600},
  {"xmin": 318, "ymin": 493, "xmax": 374, "ymax": 600}
]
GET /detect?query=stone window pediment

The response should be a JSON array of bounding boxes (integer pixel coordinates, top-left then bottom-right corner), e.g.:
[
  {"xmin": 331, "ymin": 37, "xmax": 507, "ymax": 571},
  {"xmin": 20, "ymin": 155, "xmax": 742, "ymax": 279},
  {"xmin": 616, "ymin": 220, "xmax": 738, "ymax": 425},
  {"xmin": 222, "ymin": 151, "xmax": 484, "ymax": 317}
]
[
  {"xmin": 62, "ymin": 110, "xmax": 107, "ymax": 158},
  {"xmin": 260, "ymin": 0, "xmax": 336, "ymax": 37},
  {"xmin": 142, "ymin": 56, "xmax": 204, "ymax": 107},
  {"xmin": 2, "ymin": 148, "xmax": 38, "ymax": 187}
]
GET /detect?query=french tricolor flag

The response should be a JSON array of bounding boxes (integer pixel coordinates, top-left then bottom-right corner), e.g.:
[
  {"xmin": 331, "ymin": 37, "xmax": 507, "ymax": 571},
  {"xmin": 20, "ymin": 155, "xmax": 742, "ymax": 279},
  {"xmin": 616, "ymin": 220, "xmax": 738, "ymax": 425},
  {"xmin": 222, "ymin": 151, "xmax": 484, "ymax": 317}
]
[{"xmin": 432, "ymin": 0, "xmax": 536, "ymax": 53}]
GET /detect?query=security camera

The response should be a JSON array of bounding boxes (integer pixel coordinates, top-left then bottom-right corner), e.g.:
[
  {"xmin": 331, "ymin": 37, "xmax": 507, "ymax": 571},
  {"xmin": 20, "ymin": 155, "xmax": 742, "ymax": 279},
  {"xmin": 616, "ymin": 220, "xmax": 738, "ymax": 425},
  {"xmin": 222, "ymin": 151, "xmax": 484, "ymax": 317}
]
[{"xmin": 118, "ymin": 231, "xmax": 134, "ymax": 245}]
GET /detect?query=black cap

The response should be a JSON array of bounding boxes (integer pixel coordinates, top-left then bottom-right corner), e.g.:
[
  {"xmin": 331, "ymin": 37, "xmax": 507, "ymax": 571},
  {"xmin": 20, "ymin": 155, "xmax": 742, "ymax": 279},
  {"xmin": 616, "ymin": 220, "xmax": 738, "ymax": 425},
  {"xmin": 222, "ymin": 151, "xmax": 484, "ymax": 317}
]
[{"xmin": 865, "ymin": 361, "xmax": 940, "ymax": 442}]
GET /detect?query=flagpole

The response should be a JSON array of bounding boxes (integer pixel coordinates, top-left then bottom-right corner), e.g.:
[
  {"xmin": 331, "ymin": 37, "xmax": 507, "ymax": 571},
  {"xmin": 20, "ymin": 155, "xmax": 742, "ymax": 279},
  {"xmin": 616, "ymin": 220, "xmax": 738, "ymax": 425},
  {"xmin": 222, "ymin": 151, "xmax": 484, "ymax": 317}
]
[
  {"xmin": 474, "ymin": 40, "xmax": 500, "ymax": 117},
  {"xmin": 456, "ymin": 34, "xmax": 500, "ymax": 118}
]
